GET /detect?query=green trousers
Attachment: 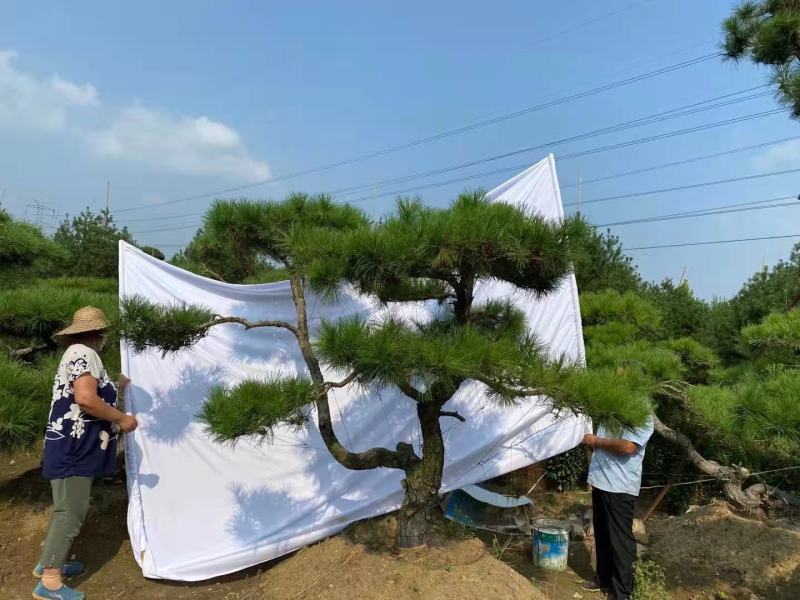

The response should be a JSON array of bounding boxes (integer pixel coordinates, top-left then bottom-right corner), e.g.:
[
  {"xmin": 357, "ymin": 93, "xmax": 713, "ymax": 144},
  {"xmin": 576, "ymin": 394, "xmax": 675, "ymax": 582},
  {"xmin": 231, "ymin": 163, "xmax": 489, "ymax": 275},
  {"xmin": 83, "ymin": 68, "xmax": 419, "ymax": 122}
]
[{"xmin": 40, "ymin": 476, "xmax": 93, "ymax": 569}]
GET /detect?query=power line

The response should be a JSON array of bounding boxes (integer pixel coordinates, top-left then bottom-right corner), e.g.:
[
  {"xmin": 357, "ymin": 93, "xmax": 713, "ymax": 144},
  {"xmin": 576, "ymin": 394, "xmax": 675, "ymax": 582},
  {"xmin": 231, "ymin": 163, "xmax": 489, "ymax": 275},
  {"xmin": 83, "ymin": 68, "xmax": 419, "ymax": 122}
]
[
  {"xmin": 124, "ymin": 212, "xmax": 204, "ymax": 223},
  {"xmin": 123, "ymin": 89, "xmax": 773, "ymax": 232},
  {"xmin": 625, "ymin": 233, "xmax": 800, "ymax": 251},
  {"xmin": 114, "ymin": 52, "xmax": 721, "ymax": 214},
  {"xmin": 596, "ymin": 195, "xmax": 800, "ymax": 227},
  {"xmin": 125, "ymin": 85, "xmax": 776, "ymax": 234},
  {"xmin": 342, "ymin": 109, "xmax": 784, "ymax": 206},
  {"xmin": 567, "ymin": 166, "xmax": 800, "ymax": 208},
  {"xmin": 332, "ymin": 86, "xmax": 771, "ymax": 199},
  {"xmin": 133, "ymin": 222, "xmax": 203, "ymax": 235},
  {"xmin": 561, "ymin": 134, "xmax": 800, "ymax": 189},
  {"xmin": 524, "ymin": 0, "xmax": 655, "ymax": 48},
  {"xmin": 124, "ymin": 132, "xmax": 800, "ymax": 232}
]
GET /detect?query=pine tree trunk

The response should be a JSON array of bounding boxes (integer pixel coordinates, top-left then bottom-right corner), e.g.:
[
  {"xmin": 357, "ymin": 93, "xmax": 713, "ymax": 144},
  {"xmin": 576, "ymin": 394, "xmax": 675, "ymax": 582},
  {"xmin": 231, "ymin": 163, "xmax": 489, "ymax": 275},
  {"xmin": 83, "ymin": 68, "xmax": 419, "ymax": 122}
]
[{"xmin": 396, "ymin": 402, "xmax": 445, "ymax": 548}]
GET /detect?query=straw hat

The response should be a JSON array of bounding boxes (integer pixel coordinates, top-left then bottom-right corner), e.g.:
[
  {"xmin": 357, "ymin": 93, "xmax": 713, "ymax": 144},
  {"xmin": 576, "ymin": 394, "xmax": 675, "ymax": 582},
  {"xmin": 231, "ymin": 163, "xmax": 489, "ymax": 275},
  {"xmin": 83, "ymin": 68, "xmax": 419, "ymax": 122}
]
[{"xmin": 52, "ymin": 306, "xmax": 110, "ymax": 345}]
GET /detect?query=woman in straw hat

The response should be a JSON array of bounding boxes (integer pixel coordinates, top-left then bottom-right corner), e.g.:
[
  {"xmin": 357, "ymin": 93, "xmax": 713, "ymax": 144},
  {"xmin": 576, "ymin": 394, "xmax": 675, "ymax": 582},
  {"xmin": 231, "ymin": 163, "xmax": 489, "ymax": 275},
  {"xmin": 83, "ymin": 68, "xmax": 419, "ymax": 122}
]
[{"xmin": 33, "ymin": 306, "xmax": 138, "ymax": 600}]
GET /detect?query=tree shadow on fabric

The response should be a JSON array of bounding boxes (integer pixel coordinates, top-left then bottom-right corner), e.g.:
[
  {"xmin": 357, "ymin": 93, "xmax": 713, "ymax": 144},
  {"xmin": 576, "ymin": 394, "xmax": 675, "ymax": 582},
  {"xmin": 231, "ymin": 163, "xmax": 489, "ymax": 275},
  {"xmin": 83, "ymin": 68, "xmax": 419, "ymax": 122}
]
[
  {"xmin": 224, "ymin": 421, "xmax": 406, "ymax": 550},
  {"xmin": 129, "ymin": 365, "xmax": 226, "ymax": 446}
]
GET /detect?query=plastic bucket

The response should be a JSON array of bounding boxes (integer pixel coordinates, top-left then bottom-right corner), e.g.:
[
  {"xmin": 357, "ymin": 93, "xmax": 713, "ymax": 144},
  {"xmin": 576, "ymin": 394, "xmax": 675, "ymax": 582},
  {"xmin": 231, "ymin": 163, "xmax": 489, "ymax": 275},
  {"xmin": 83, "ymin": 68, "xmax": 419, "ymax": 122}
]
[{"xmin": 532, "ymin": 518, "xmax": 569, "ymax": 572}]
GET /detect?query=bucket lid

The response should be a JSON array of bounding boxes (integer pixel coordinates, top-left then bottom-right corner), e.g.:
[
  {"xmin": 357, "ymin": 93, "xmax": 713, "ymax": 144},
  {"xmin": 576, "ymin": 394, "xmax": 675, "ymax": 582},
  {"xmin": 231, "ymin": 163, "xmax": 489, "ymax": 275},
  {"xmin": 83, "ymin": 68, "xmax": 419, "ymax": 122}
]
[{"xmin": 533, "ymin": 518, "xmax": 569, "ymax": 533}]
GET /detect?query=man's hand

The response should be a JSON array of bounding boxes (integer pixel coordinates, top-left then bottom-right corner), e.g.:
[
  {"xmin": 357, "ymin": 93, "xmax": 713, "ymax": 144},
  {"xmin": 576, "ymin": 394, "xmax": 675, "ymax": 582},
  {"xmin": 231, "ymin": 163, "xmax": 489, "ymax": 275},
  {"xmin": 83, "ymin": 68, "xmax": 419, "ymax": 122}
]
[
  {"xmin": 118, "ymin": 414, "xmax": 138, "ymax": 433},
  {"xmin": 583, "ymin": 433, "xmax": 638, "ymax": 456}
]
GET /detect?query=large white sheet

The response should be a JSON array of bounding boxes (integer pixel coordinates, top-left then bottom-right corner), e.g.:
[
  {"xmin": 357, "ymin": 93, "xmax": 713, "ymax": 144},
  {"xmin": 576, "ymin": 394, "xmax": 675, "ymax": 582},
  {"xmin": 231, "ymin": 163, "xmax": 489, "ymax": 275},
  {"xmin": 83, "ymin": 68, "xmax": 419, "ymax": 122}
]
[{"xmin": 121, "ymin": 154, "xmax": 590, "ymax": 581}]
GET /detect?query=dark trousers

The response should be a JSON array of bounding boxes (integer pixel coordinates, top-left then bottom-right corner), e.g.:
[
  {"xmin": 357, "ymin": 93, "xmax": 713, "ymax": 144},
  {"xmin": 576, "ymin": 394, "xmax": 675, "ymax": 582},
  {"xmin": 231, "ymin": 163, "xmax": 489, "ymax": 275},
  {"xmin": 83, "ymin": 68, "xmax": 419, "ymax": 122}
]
[{"xmin": 592, "ymin": 487, "xmax": 637, "ymax": 600}]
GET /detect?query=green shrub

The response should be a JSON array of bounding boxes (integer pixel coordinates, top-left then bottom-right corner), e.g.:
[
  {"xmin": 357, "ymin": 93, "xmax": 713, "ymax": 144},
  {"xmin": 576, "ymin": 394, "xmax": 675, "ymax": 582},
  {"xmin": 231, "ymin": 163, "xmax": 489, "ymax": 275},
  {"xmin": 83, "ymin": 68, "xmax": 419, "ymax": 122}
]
[
  {"xmin": 658, "ymin": 337, "xmax": 718, "ymax": 385},
  {"xmin": 544, "ymin": 445, "xmax": 587, "ymax": 491},
  {"xmin": 580, "ymin": 290, "xmax": 661, "ymax": 332},
  {"xmin": 631, "ymin": 558, "xmax": 669, "ymax": 600},
  {"xmin": 0, "ymin": 282, "xmax": 118, "ymax": 340},
  {"xmin": 0, "ymin": 353, "xmax": 56, "ymax": 452}
]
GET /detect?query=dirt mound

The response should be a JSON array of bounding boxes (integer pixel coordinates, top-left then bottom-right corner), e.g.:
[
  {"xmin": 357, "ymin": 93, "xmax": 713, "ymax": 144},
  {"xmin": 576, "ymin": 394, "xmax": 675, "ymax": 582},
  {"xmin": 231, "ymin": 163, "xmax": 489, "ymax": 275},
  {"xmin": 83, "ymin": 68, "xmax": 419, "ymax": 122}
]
[
  {"xmin": 257, "ymin": 518, "xmax": 545, "ymax": 600},
  {"xmin": 648, "ymin": 501, "xmax": 800, "ymax": 599}
]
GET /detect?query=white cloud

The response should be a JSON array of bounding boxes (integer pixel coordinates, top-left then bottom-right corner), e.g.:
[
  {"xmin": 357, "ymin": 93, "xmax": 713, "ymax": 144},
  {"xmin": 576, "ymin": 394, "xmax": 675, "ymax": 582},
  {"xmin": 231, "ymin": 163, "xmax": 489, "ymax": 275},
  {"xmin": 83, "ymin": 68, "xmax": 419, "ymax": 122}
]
[
  {"xmin": 0, "ymin": 50, "xmax": 98, "ymax": 132},
  {"xmin": 752, "ymin": 139, "xmax": 800, "ymax": 170},
  {"xmin": 85, "ymin": 106, "xmax": 271, "ymax": 182},
  {"xmin": 0, "ymin": 50, "xmax": 270, "ymax": 182},
  {"xmin": 51, "ymin": 75, "xmax": 98, "ymax": 106}
]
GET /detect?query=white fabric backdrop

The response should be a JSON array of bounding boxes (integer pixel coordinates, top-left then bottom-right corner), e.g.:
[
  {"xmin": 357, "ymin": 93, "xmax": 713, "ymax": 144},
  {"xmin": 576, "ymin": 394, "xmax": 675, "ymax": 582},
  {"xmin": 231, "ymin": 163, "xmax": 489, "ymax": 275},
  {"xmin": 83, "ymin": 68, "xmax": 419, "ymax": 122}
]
[{"xmin": 120, "ymin": 154, "xmax": 590, "ymax": 581}]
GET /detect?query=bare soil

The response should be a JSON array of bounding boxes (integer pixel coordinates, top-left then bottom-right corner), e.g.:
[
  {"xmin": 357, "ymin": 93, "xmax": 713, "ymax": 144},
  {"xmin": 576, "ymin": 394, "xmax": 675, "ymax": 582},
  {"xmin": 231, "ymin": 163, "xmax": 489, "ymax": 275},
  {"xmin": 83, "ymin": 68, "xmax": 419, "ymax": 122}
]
[
  {"xmin": 0, "ymin": 453, "xmax": 543, "ymax": 600},
  {"xmin": 3, "ymin": 453, "xmax": 799, "ymax": 600},
  {"xmin": 647, "ymin": 501, "xmax": 800, "ymax": 600}
]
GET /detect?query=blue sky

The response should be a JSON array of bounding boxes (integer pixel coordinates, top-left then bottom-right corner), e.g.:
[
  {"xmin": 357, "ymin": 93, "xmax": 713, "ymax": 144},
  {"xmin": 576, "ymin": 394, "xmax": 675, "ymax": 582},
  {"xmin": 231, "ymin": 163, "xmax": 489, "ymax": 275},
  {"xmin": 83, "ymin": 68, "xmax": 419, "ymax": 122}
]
[{"xmin": 1, "ymin": 0, "xmax": 798, "ymax": 299}]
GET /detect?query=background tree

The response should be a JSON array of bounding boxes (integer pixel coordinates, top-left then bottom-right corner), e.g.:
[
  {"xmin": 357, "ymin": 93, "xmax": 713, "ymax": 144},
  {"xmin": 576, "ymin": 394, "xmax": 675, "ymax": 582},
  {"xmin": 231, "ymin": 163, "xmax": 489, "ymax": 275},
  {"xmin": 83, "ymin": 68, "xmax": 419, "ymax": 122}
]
[
  {"xmin": 581, "ymin": 286, "xmax": 799, "ymax": 508},
  {"xmin": 723, "ymin": 0, "xmax": 800, "ymax": 117},
  {"xmin": 53, "ymin": 207, "xmax": 136, "ymax": 279},
  {"xmin": 118, "ymin": 192, "xmax": 651, "ymax": 547},
  {"xmin": 645, "ymin": 278, "xmax": 709, "ymax": 339},
  {"xmin": 574, "ymin": 228, "xmax": 642, "ymax": 294},
  {"xmin": 171, "ymin": 222, "xmax": 288, "ymax": 283}
]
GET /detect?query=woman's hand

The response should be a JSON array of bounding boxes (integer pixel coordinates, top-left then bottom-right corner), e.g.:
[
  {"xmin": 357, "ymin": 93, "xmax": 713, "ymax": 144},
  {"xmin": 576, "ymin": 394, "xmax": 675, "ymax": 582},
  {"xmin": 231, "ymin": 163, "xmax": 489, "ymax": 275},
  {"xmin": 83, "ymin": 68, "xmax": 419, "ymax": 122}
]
[
  {"xmin": 118, "ymin": 414, "xmax": 138, "ymax": 433},
  {"xmin": 117, "ymin": 373, "xmax": 131, "ymax": 391},
  {"xmin": 582, "ymin": 433, "xmax": 597, "ymax": 449}
]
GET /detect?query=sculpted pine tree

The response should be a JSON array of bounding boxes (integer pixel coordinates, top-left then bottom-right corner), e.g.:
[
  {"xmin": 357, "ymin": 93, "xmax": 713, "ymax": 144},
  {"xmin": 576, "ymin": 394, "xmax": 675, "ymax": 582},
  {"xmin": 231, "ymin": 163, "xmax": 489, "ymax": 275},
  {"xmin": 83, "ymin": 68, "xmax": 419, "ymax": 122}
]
[{"xmin": 119, "ymin": 192, "xmax": 650, "ymax": 547}]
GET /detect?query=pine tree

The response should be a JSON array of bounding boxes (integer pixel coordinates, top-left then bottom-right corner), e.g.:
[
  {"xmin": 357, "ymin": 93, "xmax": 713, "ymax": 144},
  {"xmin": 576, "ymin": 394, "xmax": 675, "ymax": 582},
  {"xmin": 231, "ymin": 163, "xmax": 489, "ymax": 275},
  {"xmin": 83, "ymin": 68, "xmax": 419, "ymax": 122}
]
[
  {"xmin": 118, "ymin": 192, "xmax": 651, "ymax": 547},
  {"xmin": 723, "ymin": 0, "xmax": 800, "ymax": 117},
  {"xmin": 53, "ymin": 207, "xmax": 136, "ymax": 279},
  {"xmin": 582, "ymin": 288, "xmax": 800, "ymax": 508}
]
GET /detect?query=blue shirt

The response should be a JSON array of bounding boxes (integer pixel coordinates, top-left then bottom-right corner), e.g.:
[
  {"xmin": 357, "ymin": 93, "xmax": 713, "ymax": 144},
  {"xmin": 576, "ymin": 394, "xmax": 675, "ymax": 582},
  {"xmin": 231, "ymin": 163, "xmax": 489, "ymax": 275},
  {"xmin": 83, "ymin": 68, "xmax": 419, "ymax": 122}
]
[
  {"xmin": 43, "ymin": 344, "xmax": 119, "ymax": 479},
  {"xmin": 587, "ymin": 415, "xmax": 654, "ymax": 496}
]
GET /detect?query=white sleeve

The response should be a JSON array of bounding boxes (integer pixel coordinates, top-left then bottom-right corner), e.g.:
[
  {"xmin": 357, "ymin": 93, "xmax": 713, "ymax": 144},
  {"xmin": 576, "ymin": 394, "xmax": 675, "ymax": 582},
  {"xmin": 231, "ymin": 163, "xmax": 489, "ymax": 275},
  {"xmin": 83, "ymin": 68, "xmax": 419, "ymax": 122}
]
[{"xmin": 64, "ymin": 345, "xmax": 104, "ymax": 382}]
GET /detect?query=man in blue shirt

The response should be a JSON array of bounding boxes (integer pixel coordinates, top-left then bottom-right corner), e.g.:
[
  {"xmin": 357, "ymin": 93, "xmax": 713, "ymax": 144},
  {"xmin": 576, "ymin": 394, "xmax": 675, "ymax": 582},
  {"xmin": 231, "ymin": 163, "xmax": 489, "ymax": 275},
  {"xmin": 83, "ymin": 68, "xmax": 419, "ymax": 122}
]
[{"xmin": 580, "ymin": 415, "xmax": 654, "ymax": 599}]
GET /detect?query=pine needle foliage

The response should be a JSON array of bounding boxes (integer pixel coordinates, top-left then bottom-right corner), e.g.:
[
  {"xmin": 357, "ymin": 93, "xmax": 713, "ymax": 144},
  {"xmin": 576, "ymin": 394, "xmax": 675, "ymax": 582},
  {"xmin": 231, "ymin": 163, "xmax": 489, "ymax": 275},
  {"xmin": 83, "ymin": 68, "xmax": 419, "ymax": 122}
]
[
  {"xmin": 580, "ymin": 290, "xmax": 661, "ymax": 329},
  {"xmin": 569, "ymin": 368, "xmax": 654, "ymax": 436},
  {"xmin": 307, "ymin": 193, "xmax": 590, "ymax": 304},
  {"xmin": 0, "ymin": 279, "xmax": 118, "ymax": 341},
  {"xmin": 658, "ymin": 337, "xmax": 719, "ymax": 385},
  {"xmin": 171, "ymin": 195, "xmax": 368, "ymax": 283},
  {"xmin": 0, "ymin": 389, "xmax": 40, "ymax": 451},
  {"xmin": 198, "ymin": 378, "xmax": 317, "ymax": 444},
  {"xmin": 117, "ymin": 295, "xmax": 215, "ymax": 354},
  {"xmin": 586, "ymin": 341, "xmax": 684, "ymax": 382},
  {"xmin": 723, "ymin": 0, "xmax": 800, "ymax": 118},
  {"xmin": 687, "ymin": 370, "xmax": 800, "ymax": 465},
  {"xmin": 315, "ymin": 313, "xmax": 569, "ymax": 404},
  {"xmin": 741, "ymin": 308, "xmax": 800, "ymax": 352},
  {"xmin": 0, "ymin": 353, "xmax": 57, "ymax": 452},
  {"xmin": 582, "ymin": 322, "xmax": 641, "ymax": 346},
  {"xmin": 573, "ymin": 228, "xmax": 643, "ymax": 294}
]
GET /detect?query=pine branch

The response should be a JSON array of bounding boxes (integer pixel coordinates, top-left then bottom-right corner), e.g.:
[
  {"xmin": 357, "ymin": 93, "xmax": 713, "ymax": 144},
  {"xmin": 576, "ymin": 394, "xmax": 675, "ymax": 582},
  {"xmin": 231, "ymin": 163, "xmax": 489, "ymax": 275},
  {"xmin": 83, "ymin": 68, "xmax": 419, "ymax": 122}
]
[
  {"xmin": 323, "ymin": 372, "xmax": 358, "ymax": 391},
  {"xmin": 439, "ymin": 410, "xmax": 465, "ymax": 422},
  {"xmin": 288, "ymin": 276, "xmax": 420, "ymax": 471},
  {"xmin": 206, "ymin": 315, "xmax": 298, "ymax": 335}
]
